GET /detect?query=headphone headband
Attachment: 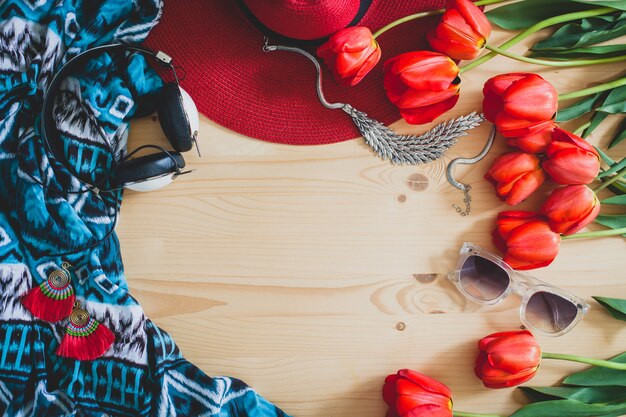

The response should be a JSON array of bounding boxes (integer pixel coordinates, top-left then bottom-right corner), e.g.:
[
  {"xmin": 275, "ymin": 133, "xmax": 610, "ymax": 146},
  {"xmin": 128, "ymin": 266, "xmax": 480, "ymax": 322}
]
[{"xmin": 41, "ymin": 43, "xmax": 179, "ymax": 186}]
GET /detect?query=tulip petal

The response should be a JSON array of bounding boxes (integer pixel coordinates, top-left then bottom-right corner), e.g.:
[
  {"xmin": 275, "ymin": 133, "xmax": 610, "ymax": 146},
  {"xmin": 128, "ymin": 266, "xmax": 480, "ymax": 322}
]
[
  {"xmin": 385, "ymin": 52, "xmax": 459, "ymax": 91},
  {"xmin": 398, "ymin": 94, "xmax": 460, "ymax": 125},
  {"xmin": 494, "ymin": 211, "xmax": 541, "ymax": 239},
  {"xmin": 479, "ymin": 363, "xmax": 538, "ymax": 388},
  {"xmin": 485, "ymin": 334, "xmax": 542, "ymax": 373},
  {"xmin": 495, "ymin": 112, "xmax": 555, "ymax": 138},
  {"xmin": 395, "ymin": 84, "xmax": 459, "ymax": 108},
  {"xmin": 348, "ymin": 46, "xmax": 381, "ymax": 86},
  {"xmin": 482, "ymin": 90, "xmax": 504, "ymax": 123},
  {"xmin": 450, "ymin": 0, "xmax": 491, "ymax": 38},
  {"xmin": 505, "ymin": 169, "xmax": 545, "ymax": 205},
  {"xmin": 478, "ymin": 330, "xmax": 535, "ymax": 350},
  {"xmin": 486, "ymin": 152, "xmax": 540, "ymax": 183},
  {"xmin": 506, "ymin": 123, "xmax": 555, "ymax": 153},
  {"xmin": 550, "ymin": 128, "xmax": 599, "ymax": 156},
  {"xmin": 398, "ymin": 369, "xmax": 452, "ymax": 398},
  {"xmin": 563, "ymin": 197, "xmax": 601, "ymax": 235},
  {"xmin": 428, "ymin": 33, "xmax": 481, "ymax": 60},
  {"xmin": 483, "ymin": 73, "xmax": 527, "ymax": 97},
  {"xmin": 506, "ymin": 221, "xmax": 560, "ymax": 265},
  {"xmin": 542, "ymin": 185, "xmax": 600, "ymax": 235},
  {"xmin": 383, "ymin": 374, "xmax": 400, "ymax": 406},
  {"xmin": 384, "ymin": 72, "xmax": 410, "ymax": 104},
  {"xmin": 502, "ymin": 75, "xmax": 558, "ymax": 122},
  {"xmin": 497, "ymin": 119, "xmax": 555, "ymax": 139},
  {"xmin": 504, "ymin": 253, "xmax": 554, "ymax": 270},
  {"xmin": 543, "ymin": 148, "xmax": 600, "ymax": 185}
]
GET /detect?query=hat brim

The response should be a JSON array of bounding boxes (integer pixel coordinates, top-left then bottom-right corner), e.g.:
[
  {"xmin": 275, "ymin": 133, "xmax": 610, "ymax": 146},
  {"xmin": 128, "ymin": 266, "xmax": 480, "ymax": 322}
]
[{"xmin": 144, "ymin": 0, "xmax": 446, "ymax": 145}]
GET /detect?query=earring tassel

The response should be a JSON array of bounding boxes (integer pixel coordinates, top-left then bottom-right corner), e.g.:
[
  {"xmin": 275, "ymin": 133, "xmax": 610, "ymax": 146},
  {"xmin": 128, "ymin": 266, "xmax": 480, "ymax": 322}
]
[
  {"xmin": 56, "ymin": 303, "xmax": 115, "ymax": 361},
  {"xmin": 21, "ymin": 264, "xmax": 75, "ymax": 322}
]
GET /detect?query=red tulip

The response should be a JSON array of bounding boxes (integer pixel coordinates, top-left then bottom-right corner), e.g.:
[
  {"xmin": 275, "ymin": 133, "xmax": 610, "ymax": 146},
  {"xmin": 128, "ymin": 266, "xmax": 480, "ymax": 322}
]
[
  {"xmin": 475, "ymin": 330, "xmax": 542, "ymax": 388},
  {"xmin": 492, "ymin": 212, "xmax": 561, "ymax": 270},
  {"xmin": 506, "ymin": 122, "xmax": 556, "ymax": 154},
  {"xmin": 384, "ymin": 51, "xmax": 460, "ymax": 125},
  {"xmin": 383, "ymin": 369, "xmax": 453, "ymax": 417},
  {"xmin": 483, "ymin": 73, "xmax": 558, "ymax": 138},
  {"xmin": 541, "ymin": 185, "xmax": 601, "ymax": 235},
  {"xmin": 485, "ymin": 152, "xmax": 545, "ymax": 205},
  {"xmin": 428, "ymin": 0, "xmax": 491, "ymax": 60},
  {"xmin": 317, "ymin": 26, "xmax": 381, "ymax": 86},
  {"xmin": 542, "ymin": 128, "xmax": 600, "ymax": 185}
]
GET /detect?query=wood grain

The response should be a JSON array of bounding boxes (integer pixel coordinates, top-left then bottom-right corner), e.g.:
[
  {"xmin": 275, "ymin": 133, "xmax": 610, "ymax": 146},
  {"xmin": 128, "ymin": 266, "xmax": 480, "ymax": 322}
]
[{"xmin": 118, "ymin": 25, "xmax": 626, "ymax": 416}]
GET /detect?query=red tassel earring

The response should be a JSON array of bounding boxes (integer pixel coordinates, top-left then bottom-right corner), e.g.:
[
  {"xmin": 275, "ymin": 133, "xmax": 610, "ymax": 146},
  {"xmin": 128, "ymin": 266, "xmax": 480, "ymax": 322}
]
[
  {"xmin": 21, "ymin": 262, "xmax": 76, "ymax": 322},
  {"xmin": 56, "ymin": 302, "xmax": 115, "ymax": 361}
]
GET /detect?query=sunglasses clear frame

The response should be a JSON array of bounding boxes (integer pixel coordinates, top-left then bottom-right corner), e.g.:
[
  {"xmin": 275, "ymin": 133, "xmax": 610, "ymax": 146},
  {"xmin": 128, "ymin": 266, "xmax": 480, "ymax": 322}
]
[{"xmin": 448, "ymin": 242, "xmax": 590, "ymax": 337}]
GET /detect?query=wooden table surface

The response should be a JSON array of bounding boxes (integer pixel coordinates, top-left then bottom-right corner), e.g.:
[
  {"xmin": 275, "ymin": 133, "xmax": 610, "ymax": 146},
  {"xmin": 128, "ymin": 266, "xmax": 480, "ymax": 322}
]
[{"xmin": 118, "ymin": 27, "xmax": 626, "ymax": 417}]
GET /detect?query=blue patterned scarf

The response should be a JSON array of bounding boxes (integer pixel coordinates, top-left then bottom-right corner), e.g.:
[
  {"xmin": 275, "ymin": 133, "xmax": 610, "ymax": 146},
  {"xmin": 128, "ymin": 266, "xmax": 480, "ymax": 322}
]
[{"xmin": 0, "ymin": 1, "xmax": 289, "ymax": 415}]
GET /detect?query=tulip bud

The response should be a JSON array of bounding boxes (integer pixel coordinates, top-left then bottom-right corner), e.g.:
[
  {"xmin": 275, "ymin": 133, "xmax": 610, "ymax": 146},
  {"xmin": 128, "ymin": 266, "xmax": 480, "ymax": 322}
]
[
  {"xmin": 543, "ymin": 128, "xmax": 600, "ymax": 185},
  {"xmin": 485, "ymin": 152, "xmax": 545, "ymax": 205},
  {"xmin": 492, "ymin": 211, "xmax": 561, "ymax": 270},
  {"xmin": 428, "ymin": 0, "xmax": 491, "ymax": 60},
  {"xmin": 506, "ymin": 122, "xmax": 555, "ymax": 154},
  {"xmin": 483, "ymin": 73, "xmax": 557, "ymax": 138},
  {"xmin": 541, "ymin": 185, "xmax": 601, "ymax": 235},
  {"xmin": 384, "ymin": 51, "xmax": 460, "ymax": 125},
  {"xmin": 475, "ymin": 330, "xmax": 541, "ymax": 388},
  {"xmin": 383, "ymin": 369, "xmax": 453, "ymax": 417},
  {"xmin": 317, "ymin": 26, "xmax": 381, "ymax": 86}
]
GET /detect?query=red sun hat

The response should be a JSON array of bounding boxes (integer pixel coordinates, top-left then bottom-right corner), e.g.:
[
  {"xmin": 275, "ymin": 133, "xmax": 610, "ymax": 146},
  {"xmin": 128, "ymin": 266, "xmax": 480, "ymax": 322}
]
[{"xmin": 145, "ymin": 0, "xmax": 446, "ymax": 145}]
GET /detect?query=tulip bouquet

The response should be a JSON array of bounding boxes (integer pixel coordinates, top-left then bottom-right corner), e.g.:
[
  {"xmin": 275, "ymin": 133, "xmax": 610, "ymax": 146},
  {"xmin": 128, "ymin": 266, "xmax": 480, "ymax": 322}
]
[
  {"xmin": 383, "ymin": 296, "xmax": 626, "ymax": 417},
  {"xmin": 317, "ymin": 0, "xmax": 626, "ymax": 271}
]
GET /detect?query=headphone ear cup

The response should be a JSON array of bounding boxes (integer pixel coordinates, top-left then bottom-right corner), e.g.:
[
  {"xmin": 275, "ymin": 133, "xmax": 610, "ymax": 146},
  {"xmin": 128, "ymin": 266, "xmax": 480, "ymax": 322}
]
[
  {"xmin": 115, "ymin": 151, "xmax": 186, "ymax": 189},
  {"xmin": 157, "ymin": 83, "xmax": 194, "ymax": 152}
]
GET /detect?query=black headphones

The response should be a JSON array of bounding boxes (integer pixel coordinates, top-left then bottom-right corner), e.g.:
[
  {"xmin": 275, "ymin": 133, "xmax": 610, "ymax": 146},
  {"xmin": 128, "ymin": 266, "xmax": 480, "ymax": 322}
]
[
  {"xmin": 22, "ymin": 43, "xmax": 200, "ymax": 257},
  {"xmin": 41, "ymin": 43, "xmax": 199, "ymax": 193}
]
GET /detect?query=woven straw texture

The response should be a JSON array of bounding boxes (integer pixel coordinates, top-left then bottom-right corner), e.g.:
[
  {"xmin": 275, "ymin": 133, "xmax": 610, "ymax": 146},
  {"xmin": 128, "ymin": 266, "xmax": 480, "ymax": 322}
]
[{"xmin": 144, "ymin": 0, "xmax": 445, "ymax": 145}]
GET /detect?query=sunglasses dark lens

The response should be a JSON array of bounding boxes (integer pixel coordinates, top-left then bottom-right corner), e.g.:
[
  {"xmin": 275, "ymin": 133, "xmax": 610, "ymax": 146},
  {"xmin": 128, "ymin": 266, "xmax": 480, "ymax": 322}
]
[
  {"xmin": 525, "ymin": 291, "xmax": 578, "ymax": 333},
  {"xmin": 459, "ymin": 255, "xmax": 510, "ymax": 301}
]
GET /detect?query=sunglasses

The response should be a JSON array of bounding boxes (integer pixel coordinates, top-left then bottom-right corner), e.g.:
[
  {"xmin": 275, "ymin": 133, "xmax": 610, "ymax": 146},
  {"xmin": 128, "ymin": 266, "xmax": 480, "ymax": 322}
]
[{"xmin": 448, "ymin": 242, "xmax": 589, "ymax": 336}]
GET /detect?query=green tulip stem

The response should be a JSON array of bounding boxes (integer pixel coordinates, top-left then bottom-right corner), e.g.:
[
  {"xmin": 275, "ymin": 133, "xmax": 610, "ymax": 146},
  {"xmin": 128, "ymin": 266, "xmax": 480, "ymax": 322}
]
[
  {"xmin": 594, "ymin": 167, "xmax": 626, "ymax": 193},
  {"xmin": 459, "ymin": 7, "xmax": 615, "ymax": 73},
  {"xmin": 372, "ymin": 0, "xmax": 511, "ymax": 39},
  {"xmin": 562, "ymin": 226, "xmax": 626, "ymax": 240},
  {"xmin": 453, "ymin": 412, "xmax": 506, "ymax": 417},
  {"xmin": 559, "ymin": 77, "xmax": 626, "ymax": 101},
  {"xmin": 483, "ymin": 44, "xmax": 626, "ymax": 67},
  {"xmin": 542, "ymin": 352, "xmax": 626, "ymax": 370}
]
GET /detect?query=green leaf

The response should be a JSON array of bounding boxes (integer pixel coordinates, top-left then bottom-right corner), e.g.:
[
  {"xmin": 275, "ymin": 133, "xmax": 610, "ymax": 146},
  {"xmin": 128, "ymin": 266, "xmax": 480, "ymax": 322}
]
[
  {"xmin": 598, "ymin": 157, "xmax": 626, "ymax": 178},
  {"xmin": 572, "ymin": 0, "xmax": 626, "ymax": 10},
  {"xmin": 521, "ymin": 385, "xmax": 626, "ymax": 403},
  {"xmin": 557, "ymin": 93, "xmax": 602, "ymax": 121},
  {"xmin": 596, "ymin": 85, "xmax": 626, "ymax": 113},
  {"xmin": 593, "ymin": 296, "xmax": 626, "ymax": 321},
  {"xmin": 487, "ymin": 0, "xmax": 595, "ymax": 30},
  {"xmin": 532, "ymin": 12, "xmax": 626, "ymax": 50},
  {"xmin": 596, "ymin": 146, "xmax": 616, "ymax": 165},
  {"xmin": 530, "ymin": 44, "xmax": 626, "ymax": 59},
  {"xmin": 583, "ymin": 110, "xmax": 609, "ymax": 137},
  {"xmin": 609, "ymin": 117, "xmax": 626, "ymax": 147},
  {"xmin": 595, "ymin": 214, "xmax": 626, "ymax": 231},
  {"xmin": 582, "ymin": 87, "xmax": 626, "ymax": 136},
  {"xmin": 608, "ymin": 179, "xmax": 626, "ymax": 194},
  {"xmin": 602, "ymin": 194, "xmax": 626, "ymax": 204},
  {"xmin": 510, "ymin": 399, "xmax": 626, "ymax": 417},
  {"xmin": 564, "ymin": 352, "xmax": 626, "ymax": 386}
]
